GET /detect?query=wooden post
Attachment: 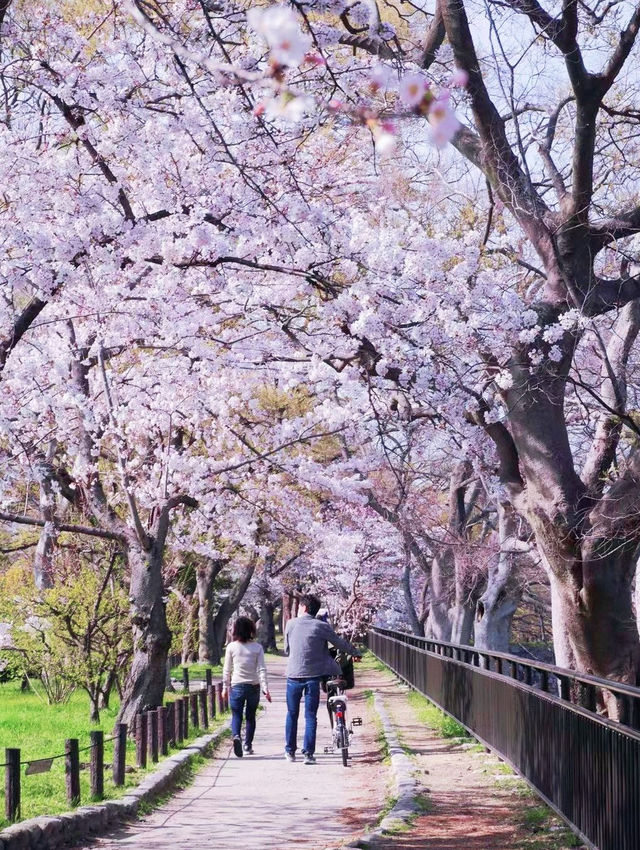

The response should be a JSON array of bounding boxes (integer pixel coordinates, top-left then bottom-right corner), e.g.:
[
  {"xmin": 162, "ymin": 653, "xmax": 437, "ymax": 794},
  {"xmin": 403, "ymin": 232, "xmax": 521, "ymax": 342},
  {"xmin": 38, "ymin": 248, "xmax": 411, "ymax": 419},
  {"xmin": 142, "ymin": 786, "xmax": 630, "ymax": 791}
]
[
  {"xmin": 147, "ymin": 709, "xmax": 159, "ymax": 763},
  {"xmin": 5, "ymin": 748, "xmax": 20, "ymax": 823},
  {"xmin": 159, "ymin": 706, "xmax": 169, "ymax": 756},
  {"xmin": 166, "ymin": 703, "xmax": 176, "ymax": 747},
  {"xmin": 113, "ymin": 723, "xmax": 127, "ymax": 786},
  {"xmin": 198, "ymin": 689, "xmax": 208, "ymax": 729},
  {"xmin": 65, "ymin": 738, "xmax": 81, "ymax": 806},
  {"xmin": 182, "ymin": 696, "xmax": 189, "ymax": 738},
  {"xmin": 215, "ymin": 682, "xmax": 223, "ymax": 715},
  {"xmin": 176, "ymin": 699, "xmax": 184, "ymax": 744},
  {"xmin": 205, "ymin": 668, "xmax": 212, "ymax": 688},
  {"xmin": 190, "ymin": 692, "xmax": 199, "ymax": 729},
  {"xmin": 182, "ymin": 667, "xmax": 189, "ymax": 693},
  {"xmin": 136, "ymin": 713, "xmax": 148, "ymax": 768},
  {"xmin": 90, "ymin": 730, "xmax": 104, "ymax": 800},
  {"xmin": 207, "ymin": 685, "xmax": 216, "ymax": 720}
]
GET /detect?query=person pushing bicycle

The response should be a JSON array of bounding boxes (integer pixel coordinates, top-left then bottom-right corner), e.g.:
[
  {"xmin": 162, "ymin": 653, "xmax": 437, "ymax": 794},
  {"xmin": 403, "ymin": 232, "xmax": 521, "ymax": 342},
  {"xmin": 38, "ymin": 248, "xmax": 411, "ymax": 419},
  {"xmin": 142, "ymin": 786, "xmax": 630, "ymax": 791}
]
[{"xmin": 284, "ymin": 593, "xmax": 361, "ymax": 764}]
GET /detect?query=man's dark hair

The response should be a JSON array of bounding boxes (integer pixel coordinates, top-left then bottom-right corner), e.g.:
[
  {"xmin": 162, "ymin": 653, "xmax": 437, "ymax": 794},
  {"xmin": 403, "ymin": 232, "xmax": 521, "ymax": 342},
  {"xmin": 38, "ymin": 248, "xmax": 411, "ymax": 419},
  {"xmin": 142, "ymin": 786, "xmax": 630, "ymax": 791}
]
[
  {"xmin": 299, "ymin": 594, "xmax": 321, "ymax": 617},
  {"xmin": 232, "ymin": 615, "xmax": 256, "ymax": 643}
]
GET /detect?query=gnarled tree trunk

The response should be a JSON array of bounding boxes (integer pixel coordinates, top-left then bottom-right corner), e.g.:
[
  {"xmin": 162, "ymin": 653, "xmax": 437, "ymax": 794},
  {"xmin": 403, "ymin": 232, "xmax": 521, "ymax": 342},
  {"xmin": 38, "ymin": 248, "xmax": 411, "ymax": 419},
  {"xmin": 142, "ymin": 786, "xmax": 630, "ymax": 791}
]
[
  {"xmin": 475, "ymin": 502, "xmax": 524, "ymax": 652},
  {"xmin": 196, "ymin": 559, "xmax": 225, "ymax": 663},
  {"xmin": 117, "ymin": 539, "xmax": 172, "ymax": 725}
]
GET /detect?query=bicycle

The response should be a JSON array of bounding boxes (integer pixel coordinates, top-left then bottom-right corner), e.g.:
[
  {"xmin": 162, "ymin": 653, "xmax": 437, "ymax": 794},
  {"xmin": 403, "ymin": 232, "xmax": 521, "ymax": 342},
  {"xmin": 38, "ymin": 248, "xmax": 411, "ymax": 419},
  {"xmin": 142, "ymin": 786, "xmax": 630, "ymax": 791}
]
[{"xmin": 323, "ymin": 654, "xmax": 362, "ymax": 766}]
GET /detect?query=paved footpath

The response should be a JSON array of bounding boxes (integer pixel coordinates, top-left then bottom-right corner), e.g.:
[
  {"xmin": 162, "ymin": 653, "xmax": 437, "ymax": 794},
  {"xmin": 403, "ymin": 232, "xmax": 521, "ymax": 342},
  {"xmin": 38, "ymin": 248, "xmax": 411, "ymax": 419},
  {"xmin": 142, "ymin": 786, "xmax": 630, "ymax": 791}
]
[{"xmin": 85, "ymin": 656, "xmax": 386, "ymax": 850}]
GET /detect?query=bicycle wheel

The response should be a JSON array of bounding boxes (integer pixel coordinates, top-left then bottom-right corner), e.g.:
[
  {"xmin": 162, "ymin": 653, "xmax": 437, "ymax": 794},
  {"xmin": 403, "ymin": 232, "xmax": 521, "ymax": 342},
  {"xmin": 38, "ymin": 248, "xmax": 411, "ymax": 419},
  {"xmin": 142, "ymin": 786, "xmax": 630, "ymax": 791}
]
[{"xmin": 340, "ymin": 725, "xmax": 349, "ymax": 766}]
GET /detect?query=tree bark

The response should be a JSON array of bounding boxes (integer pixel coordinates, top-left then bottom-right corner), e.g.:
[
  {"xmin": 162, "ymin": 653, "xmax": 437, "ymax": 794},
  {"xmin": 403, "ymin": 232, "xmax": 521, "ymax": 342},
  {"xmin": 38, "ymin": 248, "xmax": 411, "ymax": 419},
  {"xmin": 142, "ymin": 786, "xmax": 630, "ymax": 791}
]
[
  {"xmin": 116, "ymin": 539, "xmax": 172, "ymax": 725},
  {"xmin": 196, "ymin": 559, "xmax": 225, "ymax": 663},
  {"xmin": 208, "ymin": 556, "xmax": 258, "ymax": 664},
  {"xmin": 255, "ymin": 574, "xmax": 277, "ymax": 650},
  {"xmin": 32, "ymin": 442, "xmax": 58, "ymax": 590},
  {"xmin": 475, "ymin": 502, "xmax": 524, "ymax": 652},
  {"xmin": 401, "ymin": 541, "xmax": 425, "ymax": 637},
  {"xmin": 181, "ymin": 596, "xmax": 198, "ymax": 665}
]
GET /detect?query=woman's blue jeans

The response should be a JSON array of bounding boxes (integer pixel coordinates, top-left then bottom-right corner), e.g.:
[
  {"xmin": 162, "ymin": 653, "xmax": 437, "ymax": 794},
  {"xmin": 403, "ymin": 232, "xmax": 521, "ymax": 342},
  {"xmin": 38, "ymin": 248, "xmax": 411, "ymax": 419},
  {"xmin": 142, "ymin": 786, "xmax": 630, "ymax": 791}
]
[
  {"xmin": 230, "ymin": 683, "xmax": 261, "ymax": 746},
  {"xmin": 285, "ymin": 676, "xmax": 322, "ymax": 756}
]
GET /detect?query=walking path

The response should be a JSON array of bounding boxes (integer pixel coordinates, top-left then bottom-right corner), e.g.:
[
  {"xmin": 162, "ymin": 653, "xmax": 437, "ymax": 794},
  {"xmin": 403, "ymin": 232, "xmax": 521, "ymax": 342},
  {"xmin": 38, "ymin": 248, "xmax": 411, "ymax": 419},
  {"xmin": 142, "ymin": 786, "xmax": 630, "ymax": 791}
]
[
  {"xmin": 364, "ymin": 664, "xmax": 585, "ymax": 850},
  {"xmin": 84, "ymin": 656, "xmax": 387, "ymax": 850}
]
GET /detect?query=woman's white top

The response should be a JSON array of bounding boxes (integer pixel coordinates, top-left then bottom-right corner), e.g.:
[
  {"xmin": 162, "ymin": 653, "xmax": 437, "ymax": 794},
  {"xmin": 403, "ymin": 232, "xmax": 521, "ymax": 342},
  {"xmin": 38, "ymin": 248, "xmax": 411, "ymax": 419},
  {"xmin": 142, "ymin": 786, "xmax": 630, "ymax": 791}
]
[{"xmin": 222, "ymin": 640, "xmax": 269, "ymax": 691}]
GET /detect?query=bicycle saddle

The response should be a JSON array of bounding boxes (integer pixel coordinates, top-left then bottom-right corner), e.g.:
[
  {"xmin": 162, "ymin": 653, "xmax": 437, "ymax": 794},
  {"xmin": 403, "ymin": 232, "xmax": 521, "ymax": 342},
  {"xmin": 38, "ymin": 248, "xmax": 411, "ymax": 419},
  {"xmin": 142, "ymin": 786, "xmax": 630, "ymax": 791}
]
[{"xmin": 326, "ymin": 677, "xmax": 347, "ymax": 688}]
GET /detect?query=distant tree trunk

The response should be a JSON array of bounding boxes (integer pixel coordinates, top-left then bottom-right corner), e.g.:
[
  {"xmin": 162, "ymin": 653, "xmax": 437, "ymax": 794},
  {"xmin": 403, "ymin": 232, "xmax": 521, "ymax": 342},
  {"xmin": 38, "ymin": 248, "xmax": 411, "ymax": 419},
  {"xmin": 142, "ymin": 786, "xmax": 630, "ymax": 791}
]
[
  {"xmin": 255, "ymin": 574, "xmax": 277, "ymax": 650},
  {"xmin": 475, "ymin": 502, "xmax": 524, "ymax": 652},
  {"xmin": 33, "ymin": 442, "xmax": 58, "ymax": 590},
  {"xmin": 208, "ymin": 556, "xmax": 259, "ymax": 664},
  {"xmin": 426, "ymin": 550, "xmax": 453, "ymax": 640},
  {"xmin": 401, "ymin": 539, "xmax": 425, "ymax": 637},
  {"xmin": 182, "ymin": 596, "xmax": 198, "ymax": 665},
  {"xmin": 282, "ymin": 590, "xmax": 299, "ymax": 633},
  {"xmin": 99, "ymin": 670, "xmax": 117, "ymax": 709},
  {"xmin": 197, "ymin": 559, "xmax": 225, "ymax": 663}
]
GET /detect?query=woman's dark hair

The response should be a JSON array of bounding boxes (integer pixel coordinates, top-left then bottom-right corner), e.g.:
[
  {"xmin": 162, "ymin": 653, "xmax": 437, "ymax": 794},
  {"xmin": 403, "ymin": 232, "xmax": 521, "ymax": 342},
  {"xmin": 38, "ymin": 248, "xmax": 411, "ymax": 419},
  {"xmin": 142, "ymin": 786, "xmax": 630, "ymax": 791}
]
[{"xmin": 233, "ymin": 616, "xmax": 256, "ymax": 643}]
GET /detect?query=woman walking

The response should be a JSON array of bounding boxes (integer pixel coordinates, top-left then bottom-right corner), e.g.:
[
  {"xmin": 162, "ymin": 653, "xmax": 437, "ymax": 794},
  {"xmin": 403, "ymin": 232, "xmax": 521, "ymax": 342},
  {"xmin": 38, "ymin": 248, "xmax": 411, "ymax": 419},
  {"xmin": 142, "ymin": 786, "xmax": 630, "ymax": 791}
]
[{"xmin": 222, "ymin": 616, "xmax": 271, "ymax": 757}]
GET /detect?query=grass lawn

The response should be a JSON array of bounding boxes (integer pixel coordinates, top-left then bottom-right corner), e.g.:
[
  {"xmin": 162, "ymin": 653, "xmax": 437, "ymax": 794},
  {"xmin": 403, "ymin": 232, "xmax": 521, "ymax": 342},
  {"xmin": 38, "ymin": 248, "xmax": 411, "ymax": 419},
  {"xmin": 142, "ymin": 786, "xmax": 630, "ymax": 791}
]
[
  {"xmin": 0, "ymin": 678, "xmax": 228, "ymax": 829},
  {"xmin": 169, "ymin": 661, "xmax": 223, "ymax": 681}
]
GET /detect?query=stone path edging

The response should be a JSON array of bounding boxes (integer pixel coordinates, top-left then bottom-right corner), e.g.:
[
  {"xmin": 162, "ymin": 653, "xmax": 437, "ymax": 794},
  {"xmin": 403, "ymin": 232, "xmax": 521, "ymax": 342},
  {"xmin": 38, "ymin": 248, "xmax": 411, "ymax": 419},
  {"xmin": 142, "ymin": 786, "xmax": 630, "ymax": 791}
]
[
  {"xmin": 344, "ymin": 692, "xmax": 418, "ymax": 850},
  {"xmin": 0, "ymin": 725, "xmax": 230, "ymax": 850}
]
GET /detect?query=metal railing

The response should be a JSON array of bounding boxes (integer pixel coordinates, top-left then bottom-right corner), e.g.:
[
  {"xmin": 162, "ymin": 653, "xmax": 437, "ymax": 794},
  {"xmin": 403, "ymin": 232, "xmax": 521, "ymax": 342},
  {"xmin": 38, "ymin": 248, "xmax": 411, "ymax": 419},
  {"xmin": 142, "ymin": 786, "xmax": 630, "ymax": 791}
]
[{"xmin": 369, "ymin": 627, "xmax": 640, "ymax": 850}]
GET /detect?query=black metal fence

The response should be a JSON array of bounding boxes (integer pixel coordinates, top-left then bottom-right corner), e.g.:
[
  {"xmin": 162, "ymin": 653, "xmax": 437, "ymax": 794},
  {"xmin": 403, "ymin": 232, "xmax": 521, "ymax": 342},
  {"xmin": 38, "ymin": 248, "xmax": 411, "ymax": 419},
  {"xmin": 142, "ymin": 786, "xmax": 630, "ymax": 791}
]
[{"xmin": 369, "ymin": 627, "xmax": 640, "ymax": 850}]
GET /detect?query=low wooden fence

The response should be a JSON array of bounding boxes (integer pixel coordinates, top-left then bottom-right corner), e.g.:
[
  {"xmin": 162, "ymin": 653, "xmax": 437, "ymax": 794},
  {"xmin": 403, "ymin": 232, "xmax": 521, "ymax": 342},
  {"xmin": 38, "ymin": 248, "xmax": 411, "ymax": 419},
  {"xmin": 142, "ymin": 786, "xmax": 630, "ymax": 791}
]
[
  {"xmin": 2, "ymin": 668, "xmax": 228, "ymax": 824},
  {"xmin": 369, "ymin": 627, "xmax": 640, "ymax": 850}
]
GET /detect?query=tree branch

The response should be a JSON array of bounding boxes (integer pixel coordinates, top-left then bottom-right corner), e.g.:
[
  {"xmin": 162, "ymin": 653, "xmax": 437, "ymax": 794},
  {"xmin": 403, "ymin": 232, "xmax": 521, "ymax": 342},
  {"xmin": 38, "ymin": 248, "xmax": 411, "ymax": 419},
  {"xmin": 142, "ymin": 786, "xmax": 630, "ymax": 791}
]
[{"xmin": 0, "ymin": 511, "xmax": 125, "ymax": 542}]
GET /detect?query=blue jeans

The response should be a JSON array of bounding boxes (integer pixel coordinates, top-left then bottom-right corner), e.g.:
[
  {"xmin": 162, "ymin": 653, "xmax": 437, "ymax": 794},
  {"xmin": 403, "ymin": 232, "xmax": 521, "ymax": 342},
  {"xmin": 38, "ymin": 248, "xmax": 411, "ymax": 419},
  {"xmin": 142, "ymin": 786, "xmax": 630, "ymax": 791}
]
[
  {"xmin": 230, "ymin": 683, "xmax": 261, "ymax": 746},
  {"xmin": 285, "ymin": 677, "xmax": 322, "ymax": 756}
]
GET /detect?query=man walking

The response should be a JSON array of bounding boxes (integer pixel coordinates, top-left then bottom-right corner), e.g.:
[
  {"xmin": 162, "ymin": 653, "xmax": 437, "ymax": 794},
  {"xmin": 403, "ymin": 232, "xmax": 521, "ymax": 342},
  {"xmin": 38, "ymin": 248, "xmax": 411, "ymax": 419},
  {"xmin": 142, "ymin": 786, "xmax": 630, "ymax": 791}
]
[{"xmin": 284, "ymin": 594, "xmax": 360, "ymax": 765}]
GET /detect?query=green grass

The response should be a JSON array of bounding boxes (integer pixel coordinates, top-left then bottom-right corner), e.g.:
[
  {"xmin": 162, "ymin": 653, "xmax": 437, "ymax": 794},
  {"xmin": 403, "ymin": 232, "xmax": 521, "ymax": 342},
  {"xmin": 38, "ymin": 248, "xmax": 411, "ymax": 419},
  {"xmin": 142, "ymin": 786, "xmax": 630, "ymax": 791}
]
[
  {"xmin": 406, "ymin": 691, "xmax": 469, "ymax": 739},
  {"xmin": 169, "ymin": 662, "xmax": 223, "ymax": 682},
  {"xmin": 512, "ymin": 805, "xmax": 584, "ymax": 849},
  {"xmin": 0, "ymin": 679, "xmax": 228, "ymax": 828}
]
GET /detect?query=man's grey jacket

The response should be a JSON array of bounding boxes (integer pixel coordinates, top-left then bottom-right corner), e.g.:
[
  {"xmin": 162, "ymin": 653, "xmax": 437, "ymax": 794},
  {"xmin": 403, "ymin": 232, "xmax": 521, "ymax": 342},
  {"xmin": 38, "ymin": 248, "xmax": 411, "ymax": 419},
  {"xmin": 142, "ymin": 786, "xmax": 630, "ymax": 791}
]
[{"xmin": 284, "ymin": 613, "xmax": 358, "ymax": 678}]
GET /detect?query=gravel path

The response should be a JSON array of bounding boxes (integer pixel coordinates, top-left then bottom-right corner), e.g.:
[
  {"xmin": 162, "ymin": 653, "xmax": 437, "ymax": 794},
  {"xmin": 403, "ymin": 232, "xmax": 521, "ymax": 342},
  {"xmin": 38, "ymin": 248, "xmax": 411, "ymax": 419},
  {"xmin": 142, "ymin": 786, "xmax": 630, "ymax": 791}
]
[{"xmin": 83, "ymin": 656, "xmax": 387, "ymax": 850}]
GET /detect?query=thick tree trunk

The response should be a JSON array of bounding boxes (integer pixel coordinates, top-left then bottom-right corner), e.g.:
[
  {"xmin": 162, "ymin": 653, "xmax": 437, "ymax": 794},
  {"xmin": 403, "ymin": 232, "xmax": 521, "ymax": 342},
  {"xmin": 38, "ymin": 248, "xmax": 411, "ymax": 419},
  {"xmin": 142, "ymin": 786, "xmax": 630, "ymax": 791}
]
[
  {"xmin": 117, "ymin": 541, "xmax": 171, "ymax": 725},
  {"xmin": 542, "ymin": 539, "xmax": 640, "ymax": 686},
  {"xmin": 33, "ymin": 444, "xmax": 57, "ymax": 590},
  {"xmin": 208, "ymin": 557, "xmax": 258, "ymax": 664},
  {"xmin": 197, "ymin": 559, "xmax": 225, "ymax": 663},
  {"xmin": 257, "ymin": 600, "xmax": 277, "ymax": 650},
  {"xmin": 449, "ymin": 600, "xmax": 474, "ymax": 645},
  {"xmin": 425, "ymin": 550, "xmax": 453, "ymax": 640},
  {"xmin": 255, "ymin": 575, "xmax": 277, "ymax": 650},
  {"xmin": 475, "ymin": 502, "xmax": 523, "ymax": 652},
  {"xmin": 402, "ymin": 557, "xmax": 425, "ymax": 637},
  {"xmin": 181, "ymin": 596, "xmax": 197, "ymax": 665}
]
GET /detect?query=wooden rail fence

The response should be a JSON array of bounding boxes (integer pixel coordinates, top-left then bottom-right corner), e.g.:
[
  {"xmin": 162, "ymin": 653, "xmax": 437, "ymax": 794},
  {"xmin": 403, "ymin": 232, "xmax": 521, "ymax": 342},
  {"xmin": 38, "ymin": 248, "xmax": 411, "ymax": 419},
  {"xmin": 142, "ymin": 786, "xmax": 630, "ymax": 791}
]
[{"xmin": 2, "ymin": 668, "xmax": 228, "ymax": 824}]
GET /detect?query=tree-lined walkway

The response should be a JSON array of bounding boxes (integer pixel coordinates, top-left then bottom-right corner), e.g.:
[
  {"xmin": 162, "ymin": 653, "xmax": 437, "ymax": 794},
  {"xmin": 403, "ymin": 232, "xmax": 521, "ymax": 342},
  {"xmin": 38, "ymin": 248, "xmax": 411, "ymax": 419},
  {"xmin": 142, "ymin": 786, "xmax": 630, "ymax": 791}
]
[{"xmin": 83, "ymin": 656, "xmax": 387, "ymax": 850}]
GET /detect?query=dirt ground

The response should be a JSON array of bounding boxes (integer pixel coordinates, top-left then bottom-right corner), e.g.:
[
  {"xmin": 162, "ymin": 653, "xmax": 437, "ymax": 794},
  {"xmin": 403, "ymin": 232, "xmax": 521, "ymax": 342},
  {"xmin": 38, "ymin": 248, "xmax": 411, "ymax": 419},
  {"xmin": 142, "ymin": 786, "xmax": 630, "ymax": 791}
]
[{"xmin": 363, "ymin": 663, "xmax": 586, "ymax": 850}]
